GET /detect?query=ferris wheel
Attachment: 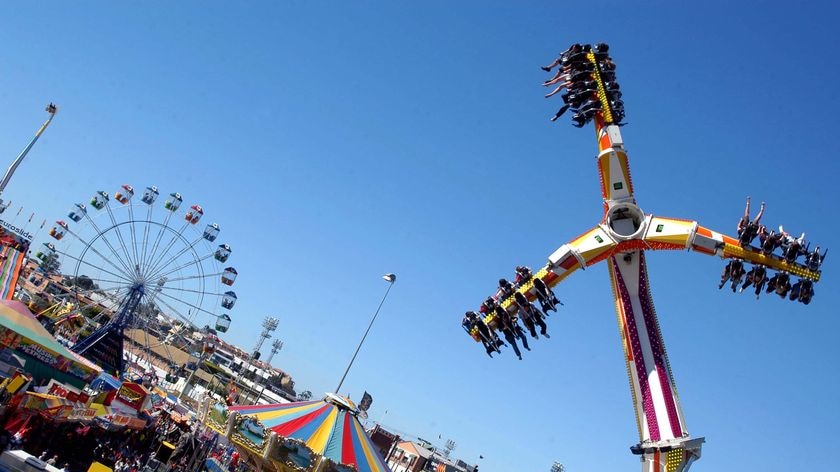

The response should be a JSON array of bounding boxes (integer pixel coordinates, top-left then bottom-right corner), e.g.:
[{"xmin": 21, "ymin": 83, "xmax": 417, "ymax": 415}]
[{"xmin": 36, "ymin": 184, "xmax": 238, "ymax": 376}]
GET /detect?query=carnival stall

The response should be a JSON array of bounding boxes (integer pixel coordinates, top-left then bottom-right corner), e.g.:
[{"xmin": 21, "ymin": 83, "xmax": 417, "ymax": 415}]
[
  {"xmin": 0, "ymin": 300, "xmax": 101, "ymax": 388},
  {"xmin": 88, "ymin": 381, "xmax": 150, "ymax": 430},
  {"xmin": 205, "ymin": 393, "xmax": 390, "ymax": 472}
]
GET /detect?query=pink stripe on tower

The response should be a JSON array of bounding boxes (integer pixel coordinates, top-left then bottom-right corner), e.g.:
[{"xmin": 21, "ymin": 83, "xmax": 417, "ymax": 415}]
[
  {"xmin": 636, "ymin": 252, "xmax": 683, "ymax": 437},
  {"xmin": 612, "ymin": 256, "xmax": 660, "ymax": 440}
]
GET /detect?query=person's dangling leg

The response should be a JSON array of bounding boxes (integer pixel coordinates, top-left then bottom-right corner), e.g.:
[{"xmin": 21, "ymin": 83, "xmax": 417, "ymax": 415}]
[
  {"xmin": 752, "ymin": 201, "xmax": 766, "ymax": 225},
  {"xmin": 719, "ymin": 262, "xmax": 732, "ymax": 289},
  {"xmin": 535, "ymin": 313, "xmax": 549, "ymax": 337},
  {"xmin": 516, "ymin": 325, "xmax": 531, "ymax": 351},
  {"xmin": 481, "ymin": 338, "xmax": 494, "ymax": 357},
  {"xmin": 551, "ymin": 105, "xmax": 570, "ymax": 122},
  {"xmin": 535, "ymin": 278, "xmax": 556, "ymax": 312},
  {"xmin": 545, "ymin": 84, "xmax": 568, "ymax": 98},
  {"xmin": 524, "ymin": 318, "xmax": 538, "ymax": 338},
  {"xmin": 738, "ymin": 197, "xmax": 751, "ymax": 235},
  {"xmin": 504, "ymin": 330, "xmax": 522, "ymax": 360},
  {"xmin": 541, "ymin": 57, "xmax": 562, "ymax": 72}
]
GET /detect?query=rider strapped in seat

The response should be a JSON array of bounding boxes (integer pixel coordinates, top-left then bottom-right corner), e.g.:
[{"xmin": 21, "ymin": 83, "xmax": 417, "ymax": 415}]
[
  {"xmin": 737, "ymin": 197, "xmax": 765, "ymax": 247},
  {"xmin": 463, "ymin": 311, "xmax": 502, "ymax": 358}
]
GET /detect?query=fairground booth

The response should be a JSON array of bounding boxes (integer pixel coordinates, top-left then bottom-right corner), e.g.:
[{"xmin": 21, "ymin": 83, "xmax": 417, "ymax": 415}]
[{"xmin": 0, "ymin": 300, "xmax": 101, "ymax": 388}]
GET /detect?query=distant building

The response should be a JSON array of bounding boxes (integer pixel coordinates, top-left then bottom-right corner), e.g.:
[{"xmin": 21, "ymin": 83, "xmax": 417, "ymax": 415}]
[
  {"xmin": 368, "ymin": 424, "xmax": 400, "ymax": 459},
  {"xmin": 385, "ymin": 439, "xmax": 475, "ymax": 472},
  {"xmin": 387, "ymin": 441, "xmax": 431, "ymax": 472}
]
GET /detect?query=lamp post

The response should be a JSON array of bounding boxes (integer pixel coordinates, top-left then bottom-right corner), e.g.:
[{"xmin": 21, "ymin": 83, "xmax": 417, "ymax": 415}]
[{"xmin": 334, "ymin": 273, "xmax": 396, "ymax": 394}]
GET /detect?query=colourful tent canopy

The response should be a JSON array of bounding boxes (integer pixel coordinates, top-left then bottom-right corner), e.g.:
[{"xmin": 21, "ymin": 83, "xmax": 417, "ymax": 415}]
[
  {"xmin": 230, "ymin": 396, "xmax": 391, "ymax": 472},
  {"xmin": 20, "ymin": 392, "xmax": 72, "ymax": 412},
  {"xmin": 0, "ymin": 300, "xmax": 101, "ymax": 385}
]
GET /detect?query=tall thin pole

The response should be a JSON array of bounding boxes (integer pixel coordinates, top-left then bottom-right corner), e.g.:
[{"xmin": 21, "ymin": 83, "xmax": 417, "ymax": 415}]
[
  {"xmin": 178, "ymin": 335, "xmax": 217, "ymax": 401},
  {"xmin": 334, "ymin": 274, "xmax": 395, "ymax": 394},
  {"xmin": 254, "ymin": 339, "xmax": 283, "ymax": 404},
  {"xmin": 0, "ymin": 103, "xmax": 58, "ymax": 199}
]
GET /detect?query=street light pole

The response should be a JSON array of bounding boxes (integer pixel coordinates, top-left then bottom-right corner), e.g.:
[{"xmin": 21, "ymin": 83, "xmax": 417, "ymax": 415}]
[{"xmin": 334, "ymin": 273, "xmax": 396, "ymax": 394}]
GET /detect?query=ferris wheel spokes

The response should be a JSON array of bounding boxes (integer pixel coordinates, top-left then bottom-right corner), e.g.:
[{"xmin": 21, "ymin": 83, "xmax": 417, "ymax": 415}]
[
  {"xmin": 138, "ymin": 203, "xmax": 155, "ymax": 275},
  {"xmin": 126, "ymin": 201, "xmax": 142, "ymax": 271},
  {"xmin": 69, "ymin": 281, "xmax": 133, "ymax": 296},
  {"xmin": 67, "ymin": 275, "xmax": 133, "ymax": 288},
  {"xmin": 82, "ymin": 211, "xmax": 135, "ymax": 278},
  {"xmin": 157, "ymin": 284, "xmax": 229, "ymax": 298},
  {"xmin": 54, "ymin": 247, "xmax": 135, "ymax": 284},
  {"xmin": 59, "ymin": 225, "xmax": 135, "ymax": 281},
  {"xmin": 50, "ymin": 283, "xmax": 128, "ymax": 304},
  {"xmin": 162, "ymin": 271, "xmax": 227, "ymax": 284},
  {"xmin": 148, "ymin": 250, "xmax": 215, "ymax": 282},
  {"xmin": 155, "ymin": 289, "xmax": 224, "ymax": 323},
  {"xmin": 144, "ymin": 233, "xmax": 205, "ymax": 284},
  {"xmin": 152, "ymin": 294, "xmax": 201, "ymax": 330},
  {"xmin": 104, "ymin": 201, "xmax": 138, "ymax": 270},
  {"xmin": 70, "ymin": 286, "xmax": 135, "ymax": 323},
  {"xmin": 141, "ymin": 208, "xmax": 174, "ymax": 278},
  {"xmin": 68, "ymin": 284, "xmax": 131, "ymax": 303},
  {"xmin": 143, "ymin": 219, "xmax": 191, "ymax": 279}
]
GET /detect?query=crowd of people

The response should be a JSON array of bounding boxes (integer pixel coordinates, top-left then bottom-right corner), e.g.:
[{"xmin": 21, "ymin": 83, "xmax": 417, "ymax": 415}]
[
  {"xmin": 718, "ymin": 197, "xmax": 825, "ymax": 304},
  {"xmin": 462, "ymin": 266, "xmax": 562, "ymax": 360},
  {"xmin": 0, "ymin": 410, "xmax": 159, "ymax": 472},
  {"xmin": 0, "ymin": 381, "xmax": 236, "ymax": 472},
  {"xmin": 541, "ymin": 43, "xmax": 625, "ymax": 127}
]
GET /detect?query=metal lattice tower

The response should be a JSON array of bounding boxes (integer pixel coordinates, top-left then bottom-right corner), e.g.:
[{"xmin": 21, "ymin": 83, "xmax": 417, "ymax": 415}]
[
  {"xmin": 443, "ymin": 439, "xmax": 456, "ymax": 458},
  {"xmin": 253, "ymin": 316, "xmax": 279, "ymax": 358},
  {"xmin": 266, "ymin": 338, "xmax": 284, "ymax": 365}
]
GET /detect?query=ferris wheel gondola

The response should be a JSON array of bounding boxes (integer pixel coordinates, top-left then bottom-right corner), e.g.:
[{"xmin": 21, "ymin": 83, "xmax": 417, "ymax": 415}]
[{"xmin": 43, "ymin": 184, "xmax": 240, "ymax": 377}]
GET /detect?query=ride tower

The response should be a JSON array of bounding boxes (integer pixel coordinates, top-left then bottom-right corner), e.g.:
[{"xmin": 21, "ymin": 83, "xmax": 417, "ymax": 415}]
[
  {"xmin": 0, "ymin": 103, "xmax": 58, "ymax": 212},
  {"xmin": 463, "ymin": 44, "xmax": 823, "ymax": 472}
]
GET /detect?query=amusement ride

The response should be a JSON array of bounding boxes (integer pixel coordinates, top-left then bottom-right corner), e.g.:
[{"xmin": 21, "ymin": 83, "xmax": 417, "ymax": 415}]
[
  {"xmin": 461, "ymin": 43, "xmax": 825, "ymax": 472},
  {"xmin": 36, "ymin": 184, "xmax": 239, "ymax": 377},
  {"xmin": 0, "ymin": 103, "xmax": 58, "ymax": 214}
]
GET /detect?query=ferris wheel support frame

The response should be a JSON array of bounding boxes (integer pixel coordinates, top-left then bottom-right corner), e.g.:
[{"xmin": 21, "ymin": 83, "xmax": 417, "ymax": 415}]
[{"xmin": 71, "ymin": 283, "xmax": 144, "ymax": 374}]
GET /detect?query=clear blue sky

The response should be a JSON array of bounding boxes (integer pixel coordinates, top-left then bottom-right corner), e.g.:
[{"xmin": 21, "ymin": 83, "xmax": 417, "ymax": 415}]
[{"xmin": 2, "ymin": 2, "xmax": 839, "ymax": 471}]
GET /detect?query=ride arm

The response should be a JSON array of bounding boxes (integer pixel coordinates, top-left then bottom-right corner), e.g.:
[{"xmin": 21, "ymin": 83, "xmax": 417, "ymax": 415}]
[
  {"xmin": 471, "ymin": 225, "xmax": 619, "ymax": 337},
  {"xmin": 643, "ymin": 215, "xmax": 821, "ymax": 281}
]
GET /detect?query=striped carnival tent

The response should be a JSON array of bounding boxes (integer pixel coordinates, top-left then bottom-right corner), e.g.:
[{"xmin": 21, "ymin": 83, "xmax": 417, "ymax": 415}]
[
  {"xmin": 0, "ymin": 246, "xmax": 25, "ymax": 299},
  {"xmin": 226, "ymin": 393, "xmax": 390, "ymax": 472}
]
